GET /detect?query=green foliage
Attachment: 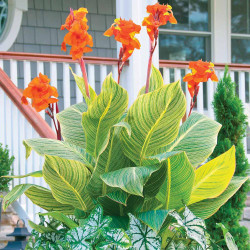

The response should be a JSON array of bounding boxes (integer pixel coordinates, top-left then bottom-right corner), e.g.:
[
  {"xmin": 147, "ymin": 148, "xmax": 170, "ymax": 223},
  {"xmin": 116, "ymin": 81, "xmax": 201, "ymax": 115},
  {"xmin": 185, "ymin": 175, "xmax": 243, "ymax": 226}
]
[
  {"xmin": 0, "ymin": 143, "xmax": 14, "ymax": 192},
  {"xmin": 206, "ymin": 66, "xmax": 250, "ymax": 249},
  {"xmin": 4, "ymin": 68, "xmax": 248, "ymax": 249}
]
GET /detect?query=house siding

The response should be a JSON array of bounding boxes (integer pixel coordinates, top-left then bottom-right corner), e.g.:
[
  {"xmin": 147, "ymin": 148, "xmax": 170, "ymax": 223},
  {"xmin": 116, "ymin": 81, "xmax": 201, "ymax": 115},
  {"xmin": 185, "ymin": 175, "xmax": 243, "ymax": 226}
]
[{"xmin": 9, "ymin": 0, "xmax": 117, "ymax": 58}]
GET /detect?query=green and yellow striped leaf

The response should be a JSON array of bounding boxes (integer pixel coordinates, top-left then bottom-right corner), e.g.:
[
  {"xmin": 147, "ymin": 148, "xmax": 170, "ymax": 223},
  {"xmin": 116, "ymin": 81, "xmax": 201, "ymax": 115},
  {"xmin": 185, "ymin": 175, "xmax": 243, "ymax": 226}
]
[
  {"xmin": 121, "ymin": 81, "xmax": 186, "ymax": 165},
  {"xmin": 156, "ymin": 152, "xmax": 195, "ymax": 209},
  {"xmin": 3, "ymin": 170, "xmax": 43, "ymax": 178},
  {"xmin": 39, "ymin": 212, "xmax": 78, "ymax": 229},
  {"xmin": 24, "ymin": 138, "xmax": 94, "ymax": 172},
  {"xmin": 82, "ymin": 74, "xmax": 128, "ymax": 159},
  {"xmin": 57, "ymin": 102, "xmax": 87, "ymax": 148},
  {"xmin": 189, "ymin": 176, "xmax": 248, "ymax": 219},
  {"xmin": 87, "ymin": 127, "xmax": 133, "ymax": 197},
  {"xmin": 159, "ymin": 112, "xmax": 221, "ymax": 167},
  {"xmin": 138, "ymin": 65, "xmax": 164, "ymax": 96},
  {"xmin": 136, "ymin": 210, "xmax": 169, "ymax": 233},
  {"xmin": 101, "ymin": 165, "xmax": 160, "ymax": 196},
  {"xmin": 188, "ymin": 146, "xmax": 235, "ymax": 205},
  {"xmin": 3, "ymin": 184, "xmax": 74, "ymax": 214},
  {"xmin": 28, "ymin": 220, "xmax": 55, "ymax": 233},
  {"xmin": 43, "ymin": 155, "xmax": 93, "ymax": 211},
  {"xmin": 70, "ymin": 68, "xmax": 97, "ymax": 106}
]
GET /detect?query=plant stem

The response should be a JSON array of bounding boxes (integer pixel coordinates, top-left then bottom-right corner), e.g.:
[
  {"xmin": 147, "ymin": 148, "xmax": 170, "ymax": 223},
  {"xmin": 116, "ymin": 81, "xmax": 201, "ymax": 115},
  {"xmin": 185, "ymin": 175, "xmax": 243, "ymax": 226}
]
[
  {"xmin": 145, "ymin": 34, "xmax": 158, "ymax": 94},
  {"xmin": 145, "ymin": 42, "xmax": 153, "ymax": 94},
  {"xmin": 55, "ymin": 103, "xmax": 61, "ymax": 141},
  {"xmin": 79, "ymin": 57, "xmax": 90, "ymax": 98},
  {"xmin": 188, "ymin": 85, "xmax": 199, "ymax": 117}
]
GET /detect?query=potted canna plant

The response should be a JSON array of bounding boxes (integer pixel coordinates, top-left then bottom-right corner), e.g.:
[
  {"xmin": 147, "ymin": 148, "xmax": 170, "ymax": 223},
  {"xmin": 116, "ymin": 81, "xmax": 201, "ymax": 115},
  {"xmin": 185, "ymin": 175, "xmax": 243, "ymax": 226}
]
[{"xmin": 2, "ymin": 3, "xmax": 247, "ymax": 249}]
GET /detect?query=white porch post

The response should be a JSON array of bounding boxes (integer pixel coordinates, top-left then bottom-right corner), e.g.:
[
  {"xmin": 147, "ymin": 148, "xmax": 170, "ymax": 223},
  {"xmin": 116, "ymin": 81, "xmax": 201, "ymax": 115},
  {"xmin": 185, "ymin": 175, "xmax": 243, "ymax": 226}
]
[
  {"xmin": 211, "ymin": 0, "xmax": 231, "ymax": 63},
  {"xmin": 116, "ymin": 0, "xmax": 159, "ymax": 105}
]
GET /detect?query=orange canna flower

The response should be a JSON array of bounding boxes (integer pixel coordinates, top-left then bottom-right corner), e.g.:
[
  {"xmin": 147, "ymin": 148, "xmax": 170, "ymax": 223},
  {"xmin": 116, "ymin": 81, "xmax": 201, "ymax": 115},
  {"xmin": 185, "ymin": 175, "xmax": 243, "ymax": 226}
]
[
  {"xmin": 61, "ymin": 8, "xmax": 93, "ymax": 60},
  {"xmin": 21, "ymin": 73, "xmax": 58, "ymax": 112},
  {"xmin": 142, "ymin": 3, "xmax": 177, "ymax": 41},
  {"xmin": 183, "ymin": 60, "xmax": 218, "ymax": 98},
  {"xmin": 104, "ymin": 18, "xmax": 141, "ymax": 62}
]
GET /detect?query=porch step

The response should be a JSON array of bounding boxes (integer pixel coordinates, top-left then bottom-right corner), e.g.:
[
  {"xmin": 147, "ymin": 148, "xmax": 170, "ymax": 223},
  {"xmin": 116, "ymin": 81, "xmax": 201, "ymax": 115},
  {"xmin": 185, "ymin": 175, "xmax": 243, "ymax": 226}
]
[{"xmin": 0, "ymin": 204, "xmax": 20, "ymax": 247}]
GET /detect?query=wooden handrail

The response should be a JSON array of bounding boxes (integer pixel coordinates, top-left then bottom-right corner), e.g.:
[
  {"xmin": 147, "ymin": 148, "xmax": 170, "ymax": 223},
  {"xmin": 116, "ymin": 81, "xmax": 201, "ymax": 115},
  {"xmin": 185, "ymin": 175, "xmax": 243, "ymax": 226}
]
[
  {"xmin": 159, "ymin": 60, "xmax": 250, "ymax": 71},
  {"xmin": 0, "ymin": 52, "xmax": 129, "ymax": 65},
  {"xmin": 0, "ymin": 68, "xmax": 57, "ymax": 139}
]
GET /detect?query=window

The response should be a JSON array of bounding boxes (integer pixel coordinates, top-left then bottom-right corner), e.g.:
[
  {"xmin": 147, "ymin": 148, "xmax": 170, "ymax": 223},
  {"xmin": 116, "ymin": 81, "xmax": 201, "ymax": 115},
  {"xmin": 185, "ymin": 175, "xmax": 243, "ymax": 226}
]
[
  {"xmin": 0, "ymin": 0, "xmax": 8, "ymax": 37},
  {"xmin": 231, "ymin": 0, "xmax": 250, "ymax": 64},
  {"xmin": 159, "ymin": 0, "xmax": 211, "ymax": 61}
]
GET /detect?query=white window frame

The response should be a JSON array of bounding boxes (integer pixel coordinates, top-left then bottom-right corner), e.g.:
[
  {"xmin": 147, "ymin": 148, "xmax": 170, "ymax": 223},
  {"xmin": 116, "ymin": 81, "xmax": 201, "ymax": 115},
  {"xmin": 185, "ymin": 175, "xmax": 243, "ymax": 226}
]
[{"xmin": 0, "ymin": 0, "xmax": 28, "ymax": 51}]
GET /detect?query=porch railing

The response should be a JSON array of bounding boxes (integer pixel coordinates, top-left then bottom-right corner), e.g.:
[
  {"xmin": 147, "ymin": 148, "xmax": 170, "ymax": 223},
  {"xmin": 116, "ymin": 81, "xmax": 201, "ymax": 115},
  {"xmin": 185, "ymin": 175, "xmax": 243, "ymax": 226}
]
[{"xmin": 0, "ymin": 52, "xmax": 249, "ymax": 224}]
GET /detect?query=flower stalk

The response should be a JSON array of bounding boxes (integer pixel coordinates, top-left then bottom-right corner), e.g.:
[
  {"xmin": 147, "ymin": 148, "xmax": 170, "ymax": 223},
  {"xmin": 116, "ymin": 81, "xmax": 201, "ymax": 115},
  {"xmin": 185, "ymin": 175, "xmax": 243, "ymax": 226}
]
[
  {"xmin": 45, "ymin": 103, "xmax": 62, "ymax": 140},
  {"xmin": 79, "ymin": 57, "xmax": 90, "ymax": 98}
]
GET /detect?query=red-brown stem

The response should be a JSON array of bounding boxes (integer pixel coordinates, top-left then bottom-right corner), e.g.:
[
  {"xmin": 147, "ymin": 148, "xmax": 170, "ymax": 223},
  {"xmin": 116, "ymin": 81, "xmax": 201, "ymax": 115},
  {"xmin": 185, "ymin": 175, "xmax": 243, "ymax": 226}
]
[
  {"xmin": 145, "ymin": 44, "xmax": 153, "ymax": 93},
  {"xmin": 117, "ymin": 61, "xmax": 125, "ymax": 85},
  {"xmin": 55, "ymin": 103, "xmax": 61, "ymax": 140},
  {"xmin": 145, "ymin": 34, "xmax": 158, "ymax": 93},
  {"xmin": 46, "ymin": 103, "xmax": 61, "ymax": 140},
  {"xmin": 188, "ymin": 86, "xmax": 199, "ymax": 117},
  {"xmin": 79, "ymin": 57, "xmax": 90, "ymax": 98}
]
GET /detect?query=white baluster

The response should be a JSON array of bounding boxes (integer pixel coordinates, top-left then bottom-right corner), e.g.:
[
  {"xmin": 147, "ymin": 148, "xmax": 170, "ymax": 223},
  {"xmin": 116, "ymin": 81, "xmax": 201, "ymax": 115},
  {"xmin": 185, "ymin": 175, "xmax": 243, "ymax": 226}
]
[
  {"xmin": 50, "ymin": 62, "xmax": 58, "ymax": 89},
  {"xmin": 112, "ymin": 65, "xmax": 118, "ymax": 83},
  {"xmin": 0, "ymin": 90, "xmax": 5, "ymax": 145},
  {"xmin": 10, "ymin": 60, "xmax": 18, "ymax": 86},
  {"xmin": 88, "ymin": 64, "xmax": 95, "ymax": 92},
  {"xmin": 24, "ymin": 61, "xmax": 31, "ymax": 87},
  {"xmin": 0, "ymin": 59, "xmax": 3, "ymax": 69},
  {"xmin": 239, "ymin": 71, "xmax": 246, "ymax": 103},
  {"xmin": 163, "ymin": 68, "xmax": 170, "ymax": 84},
  {"xmin": 185, "ymin": 69, "xmax": 191, "ymax": 117},
  {"xmin": 197, "ymin": 82, "xmax": 204, "ymax": 114},
  {"xmin": 229, "ymin": 71, "xmax": 235, "ymax": 82},
  {"xmin": 238, "ymin": 71, "xmax": 247, "ymax": 153},
  {"xmin": 174, "ymin": 68, "xmax": 181, "ymax": 83},
  {"xmin": 63, "ymin": 63, "xmax": 71, "ymax": 109},
  {"xmin": 100, "ymin": 65, "xmax": 107, "ymax": 86},
  {"xmin": 75, "ymin": 64, "xmax": 83, "ymax": 103},
  {"xmin": 207, "ymin": 79, "xmax": 214, "ymax": 119}
]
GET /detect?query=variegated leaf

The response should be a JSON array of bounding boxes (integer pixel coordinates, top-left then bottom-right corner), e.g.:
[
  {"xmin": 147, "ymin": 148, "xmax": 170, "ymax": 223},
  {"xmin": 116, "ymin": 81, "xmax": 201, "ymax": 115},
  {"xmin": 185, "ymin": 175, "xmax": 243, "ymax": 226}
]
[
  {"xmin": 82, "ymin": 74, "xmax": 128, "ymax": 159},
  {"xmin": 159, "ymin": 112, "xmax": 221, "ymax": 167},
  {"xmin": 189, "ymin": 177, "xmax": 248, "ymax": 219},
  {"xmin": 43, "ymin": 155, "xmax": 93, "ymax": 211},
  {"xmin": 101, "ymin": 165, "xmax": 160, "ymax": 196},
  {"xmin": 3, "ymin": 184, "xmax": 74, "ymax": 214},
  {"xmin": 136, "ymin": 210, "xmax": 169, "ymax": 233},
  {"xmin": 155, "ymin": 152, "xmax": 195, "ymax": 209},
  {"xmin": 189, "ymin": 146, "xmax": 236, "ymax": 205},
  {"xmin": 96, "ymin": 228, "xmax": 131, "ymax": 249},
  {"xmin": 39, "ymin": 212, "xmax": 78, "ymax": 229},
  {"xmin": 66, "ymin": 227, "xmax": 93, "ymax": 250},
  {"xmin": 57, "ymin": 102, "xmax": 87, "ymax": 148},
  {"xmin": 170, "ymin": 206, "xmax": 207, "ymax": 250},
  {"xmin": 216, "ymin": 223, "xmax": 238, "ymax": 250},
  {"xmin": 128, "ymin": 213, "xmax": 161, "ymax": 250},
  {"xmin": 87, "ymin": 127, "xmax": 133, "ymax": 198},
  {"xmin": 121, "ymin": 81, "xmax": 186, "ymax": 165},
  {"xmin": 24, "ymin": 138, "xmax": 94, "ymax": 172}
]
